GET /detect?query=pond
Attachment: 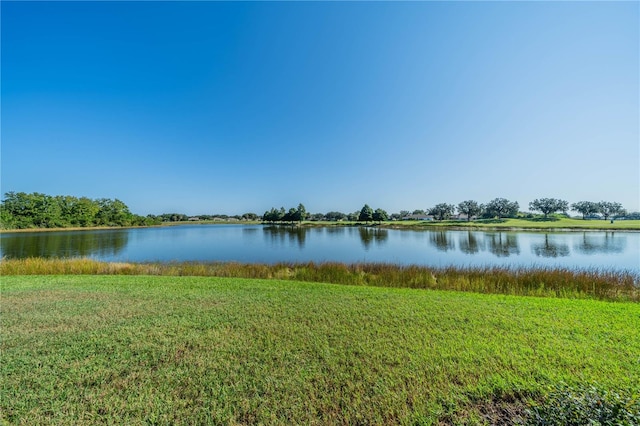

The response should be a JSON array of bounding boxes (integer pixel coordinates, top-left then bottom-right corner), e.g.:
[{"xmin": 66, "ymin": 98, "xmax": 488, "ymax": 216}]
[{"xmin": 1, "ymin": 224, "xmax": 638, "ymax": 271}]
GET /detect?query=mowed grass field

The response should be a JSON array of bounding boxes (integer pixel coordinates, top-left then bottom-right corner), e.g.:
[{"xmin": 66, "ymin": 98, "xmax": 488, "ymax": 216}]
[
  {"xmin": 2, "ymin": 275, "xmax": 639, "ymax": 425},
  {"xmin": 389, "ymin": 218, "xmax": 640, "ymax": 231}
]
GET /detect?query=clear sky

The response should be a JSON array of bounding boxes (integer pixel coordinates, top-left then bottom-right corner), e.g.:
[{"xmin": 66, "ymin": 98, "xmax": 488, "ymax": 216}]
[{"xmin": 2, "ymin": 1, "xmax": 638, "ymax": 216}]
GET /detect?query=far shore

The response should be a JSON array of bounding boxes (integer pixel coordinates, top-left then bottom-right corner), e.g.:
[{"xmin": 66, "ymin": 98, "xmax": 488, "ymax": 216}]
[{"xmin": 2, "ymin": 217, "xmax": 639, "ymax": 234}]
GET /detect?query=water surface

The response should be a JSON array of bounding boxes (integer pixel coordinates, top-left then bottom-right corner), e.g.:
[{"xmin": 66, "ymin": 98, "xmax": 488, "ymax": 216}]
[{"xmin": 1, "ymin": 224, "xmax": 638, "ymax": 271}]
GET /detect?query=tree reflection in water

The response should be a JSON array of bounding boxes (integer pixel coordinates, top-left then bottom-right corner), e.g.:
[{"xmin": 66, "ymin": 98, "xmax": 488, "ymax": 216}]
[
  {"xmin": 429, "ymin": 231, "xmax": 454, "ymax": 252},
  {"xmin": 0, "ymin": 230, "xmax": 129, "ymax": 259},
  {"xmin": 263, "ymin": 225, "xmax": 308, "ymax": 249},
  {"xmin": 458, "ymin": 231, "xmax": 481, "ymax": 254},
  {"xmin": 532, "ymin": 234, "xmax": 570, "ymax": 258},
  {"xmin": 487, "ymin": 232, "xmax": 520, "ymax": 257},
  {"xmin": 358, "ymin": 227, "xmax": 388, "ymax": 250},
  {"xmin": 574, "ymin": 232, "xmax": 625, "ymax": 255}
]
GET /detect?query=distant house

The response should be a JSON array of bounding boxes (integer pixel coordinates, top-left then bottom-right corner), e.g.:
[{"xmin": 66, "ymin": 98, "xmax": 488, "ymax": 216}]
[{"xmin": 188, "ymin": 217, "xmax": 201, "ymax": 221}]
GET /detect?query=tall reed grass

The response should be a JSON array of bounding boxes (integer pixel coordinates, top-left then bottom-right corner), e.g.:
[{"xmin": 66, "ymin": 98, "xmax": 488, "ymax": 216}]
[{"xmin": 1, "ymin": 258, "xmax": 637, "ymax": 302}]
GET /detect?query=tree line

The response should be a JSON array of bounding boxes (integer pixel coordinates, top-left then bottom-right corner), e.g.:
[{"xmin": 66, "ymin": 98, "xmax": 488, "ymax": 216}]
[
  {"xmin": 263, "ymin": 198, "xmax": 631, "ymax": 224},
  {"xmin": 0, "ymin": 192, "xmax": 159, "ymax": 229},
  {"xmin": 1, "ymin": 192, "xmax": 633, "ymax": 230},
  {"xmin": 401, "ymin": 198, "xmax": 628, "ymax": 221},
  {"xmin": 263, "ymin": 204, "xmax": 308, "ymax": 223}
]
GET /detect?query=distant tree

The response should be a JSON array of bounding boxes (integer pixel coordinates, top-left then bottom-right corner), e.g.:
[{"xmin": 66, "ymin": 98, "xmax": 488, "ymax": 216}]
[
  {"xmin": 429, "ymin": 203, "xmax": 455, "ymax": 221},
  {"xmin": 161, "ymin": 213, "xmax": 188, "ymax": 222},
  {"xmin": 310, "ymin": 213, "xmax": 325, "ymax": 221},
  {"xmin": 95, "ymin": 198, "xmax": 133, "ymax": 226},
  {"xmin": 347, "ymin": 211, "xmax": 359, "ymax": 221},
  {"xmin": 598, "ymin": 201, "xmax": 623, "ymax": 221},
  {"xmin": 242, "ymin": 213, "xmax": 258, "ymax": 221},
  {"xmin": 1, "ymin": 191, "xmax": 142, "ymax": 229},
  {"xmin": 457, "ymin": 200, "xmax": 482, "ymax": 222},
  {"xmin": 390, "ymin": 212, "xmax": 403, "ymax": 221},
  {"xmin": 570, "ymin": 201, "xmax": 600, "ymax": 220},
  {"xmin": 325, "ymin": 211, "xmax": 347, "ymax": 221},
  {"xmin": 399, "ymin": 210, "xmax": 410, "ymax": 218},
  {"xmin": 485, "ymin": 198, "xmax": 519, "ymax": 219},
  {"xmin": 0, "ymin": 205, "xmax": 15, "ymax": 229},
  {"xmin": 283, "ymin": 208, "xmax": 297, "ymax": 223},
  {"xmin": 412, "ymin": 209, "xmax": 426, "ymax": 215},
  {"xmin": 263, "ymin": 207, "xmax": 284, "ymax": 223},
  {"xmin": 373, "ymin": 208, "xmax": 388, "ymax": 223},
  {"xmin": 529, "ymin": 198, "xmax": 569, "ymax": 218},
  {"xmin": 73, "ymin": 197, "xmax": 100, "ymax": 226},
  {"xmin": 359, "ymin": 204, "xmax": 374, "ymax": 223},
  {"xmin": 293, "ymin": 203, "xmax": 307, "ymax": 222}
]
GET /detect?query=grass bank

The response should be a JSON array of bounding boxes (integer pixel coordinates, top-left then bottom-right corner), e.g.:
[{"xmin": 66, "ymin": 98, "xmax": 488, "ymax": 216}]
[
  {"xmin": 2, "ymin": 275, "xmax": 639, "ymax": 425},
  {"xmin": 2, "ymin": 258, "xmax": 638, "ymax": 302},
  {"xmin": 380, "ymin": 217, "xmax": 640, "ymax": 231},
  {"xmin": 3, "ymin": 217, "xmax": 637, "ymax": 233},
  {"xmin": 286, "ymin": 217, "xmax": 640, "ymax": 231}
]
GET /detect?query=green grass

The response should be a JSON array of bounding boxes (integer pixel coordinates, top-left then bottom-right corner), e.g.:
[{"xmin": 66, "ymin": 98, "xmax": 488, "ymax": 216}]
[
  {"xmin": 386, "ymin": 217, "xmax": 640, "ymax": 231},
  {"xmin": 3, "ymin": 217, "xmax": 637, "ymax": 233},
  {"xmin": 2, "ymin": 275, "xmax": 639, "ymax": 425},
  {"xmin": 289, "ymin": 217, "xmax": 640, "ymax": 230}
]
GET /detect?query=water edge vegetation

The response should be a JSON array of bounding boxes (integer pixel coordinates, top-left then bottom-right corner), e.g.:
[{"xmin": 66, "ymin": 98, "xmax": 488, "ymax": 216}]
[{"xmin": 2, "ymin": 258, "xmax": 638, "ymax": 302}]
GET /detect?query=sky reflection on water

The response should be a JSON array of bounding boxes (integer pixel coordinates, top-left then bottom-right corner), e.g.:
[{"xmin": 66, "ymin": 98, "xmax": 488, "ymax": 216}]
[{"xmin": 1, "ymin": 225, "xmax": 638, "ymax": 271}]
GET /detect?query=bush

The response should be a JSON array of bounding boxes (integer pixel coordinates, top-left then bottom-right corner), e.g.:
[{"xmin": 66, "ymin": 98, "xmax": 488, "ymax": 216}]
[{"xmin": 524, "ymin": 384, "xmax": 640, "ymax": 425}]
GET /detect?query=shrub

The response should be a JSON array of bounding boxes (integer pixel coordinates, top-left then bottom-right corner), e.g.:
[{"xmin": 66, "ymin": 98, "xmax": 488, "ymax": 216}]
[{"xmin": 524, "ymin": 384, "xmax": 640, "ymax": 425}]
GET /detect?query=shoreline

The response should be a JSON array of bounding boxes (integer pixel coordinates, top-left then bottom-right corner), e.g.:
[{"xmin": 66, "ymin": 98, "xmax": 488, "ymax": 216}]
[
  {"xmin": 1, "ymin": 219, "xmax": 639, "ymax": 234},
  {"xmin": 2, "ymin": 258, "xmax": 638, "ymax": 302}
]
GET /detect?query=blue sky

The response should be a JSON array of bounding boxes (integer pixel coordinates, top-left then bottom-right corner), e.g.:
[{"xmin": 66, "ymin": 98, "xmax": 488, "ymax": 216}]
[{"xmin": 2, "ymin": 1, "xmax": 638, "ymax": 216}]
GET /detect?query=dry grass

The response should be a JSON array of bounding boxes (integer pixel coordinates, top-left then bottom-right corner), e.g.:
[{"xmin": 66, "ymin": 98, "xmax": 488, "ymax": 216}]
[{"xmin": 2, "ymin": 258, "xmax": 637, "ymax": 302}]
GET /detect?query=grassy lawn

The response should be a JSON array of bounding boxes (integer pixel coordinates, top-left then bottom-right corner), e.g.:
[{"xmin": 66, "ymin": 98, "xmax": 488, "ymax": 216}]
[
  {"xmin": 3, "ymin": 275, "xmax": 639, "ymax": 424},
  {"xmin": 385, "ymin": 217, "xmax": 640, "ymax": 231},
  {"xmin": 3, "ymin": 218, "xmax": 638, "ymax": 233}
]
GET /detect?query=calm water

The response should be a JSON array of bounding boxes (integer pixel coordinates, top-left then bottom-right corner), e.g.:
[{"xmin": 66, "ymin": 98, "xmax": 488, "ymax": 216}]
[{"xmin": 1, "ymin": 224, "xmax": 639, "ymax": 271}]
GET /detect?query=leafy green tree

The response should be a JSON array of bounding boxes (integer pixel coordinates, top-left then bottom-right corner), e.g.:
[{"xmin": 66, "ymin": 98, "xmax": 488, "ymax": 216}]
[
  {"xmin": 1, "ymin": 192, "xmax": 142, "ymax": 229},
  {"xmin": 293, "ymin": 203, "xmax": 307, "ymax": 222},
  {"xmin": 373, "ymin": 208, "xmax": 388, "ymax": 223},
  {"xmin": 242, "ymin": 213, "xmax": 258, "ymax": 221},
  {"xmin": 161, "ymin": 213, "xmax": 189, "ymax": 222},
  {"xmin": 0, "ymin": 203, "xmax": 16, "ymax": 228},
  {"xmin": 457, "ymin": 200, "xmax": 482, "ymax": 222},
  {"xmin": 1, "ymin": 192, "xmax": 61, "ymax": 228},
  {"xmin": 429, "ymin": 203, "xmax": 455, "ymax": 221},
  {"xmin": 571, "ymin": 201, "xmax": 600, "ymax": 220},
  {"xmin": 529, "ymin": 198, "xmax": 569, "ymax": 218},
  {"xmin": 412, "ymin": 209, "xmax": 426, "ymax": 215},
  {"xmin": 485, "ymin": 198, "xmax": 519, "ymax": 219},
  {"xmin": 95, "ymin": 198, "xmax": 133, "ymax": 226},
  {"xmin": 358, "ymin": 204, "xmax": 374, "ymax": 222},
  {"xmin": 325, "ymin": 211, "xmax": 347, "ymax": 221},
  {"xmin": 73, "ymin": 197, "xmax": 100, "ymax": 226},
  {"xmin": 283, "ymin": 208, "xmax": 297, "ymax": 223},
  {"xmin": 598, "ymin": 201, "xmax": 623, "ymax": 221},
  {"xmin": 263, "ymin": 207, "xmax": 284, "ymax": 223}
]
